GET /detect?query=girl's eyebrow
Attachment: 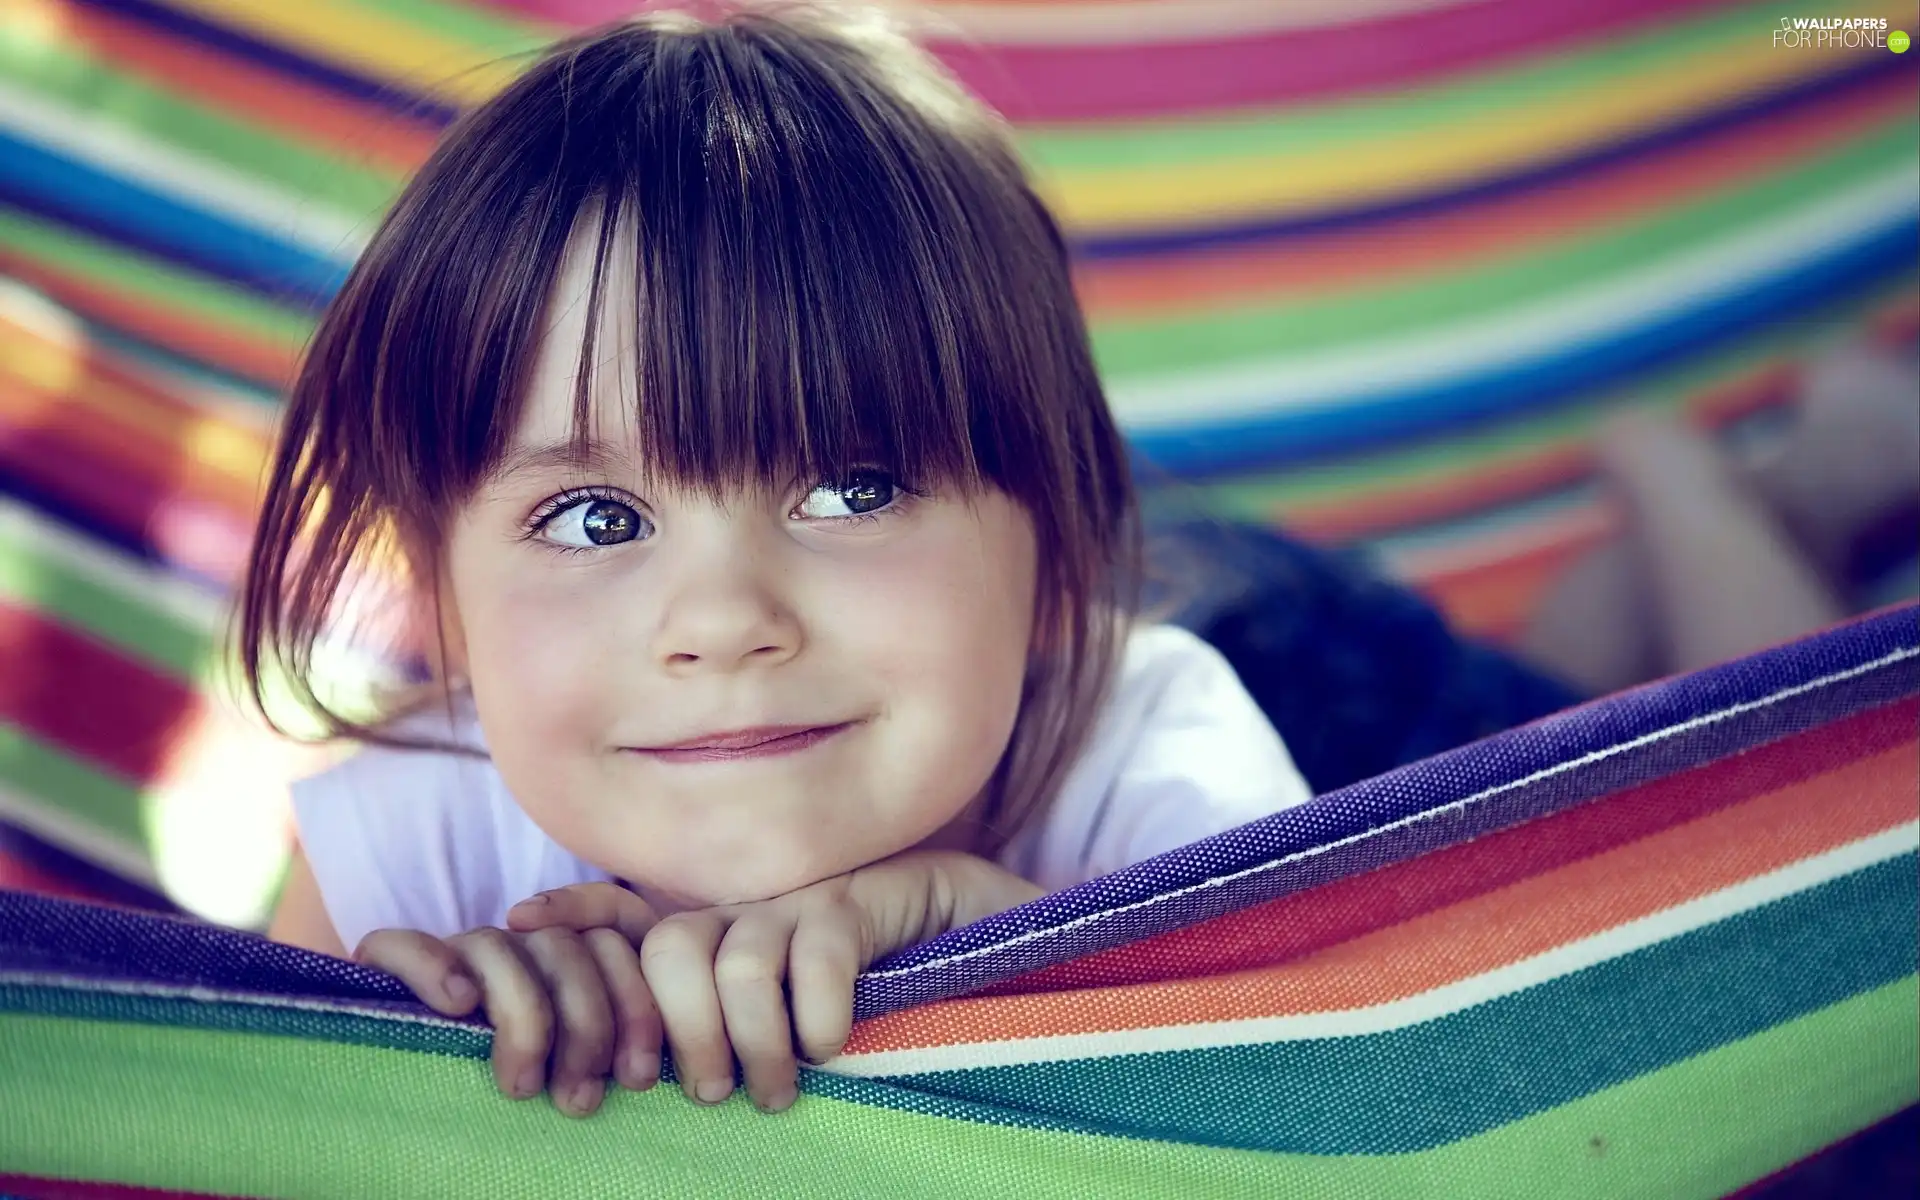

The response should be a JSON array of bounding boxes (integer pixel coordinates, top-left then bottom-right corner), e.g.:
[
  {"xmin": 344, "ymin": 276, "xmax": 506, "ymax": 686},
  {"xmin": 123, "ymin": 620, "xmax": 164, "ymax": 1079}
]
[{"xmin": 487, "ymin": 439, "xmax": 631, "ymax": 486}]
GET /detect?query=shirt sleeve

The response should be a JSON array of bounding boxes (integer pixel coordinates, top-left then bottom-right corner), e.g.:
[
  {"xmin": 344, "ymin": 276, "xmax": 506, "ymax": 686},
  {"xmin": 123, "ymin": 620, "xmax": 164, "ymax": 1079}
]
[
  {"xmin": 1020, "ymin": 625, "xmax": 1314, "ymax": 890},
  {"xmin": 289, "ymin": 742, "xmax": 495, "ymax": 950}
]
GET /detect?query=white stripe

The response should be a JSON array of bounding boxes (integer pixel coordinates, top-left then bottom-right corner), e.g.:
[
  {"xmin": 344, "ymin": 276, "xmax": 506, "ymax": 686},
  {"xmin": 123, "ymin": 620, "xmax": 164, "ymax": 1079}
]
[
  {"xmin": 0, "ymin": 499, "xmax": 225, "ymax": 629},
  {"xmin": 0, "ymin": 778, "xmax": 157, "ymax": 886},
  {"xmin": 0, "ymin": 969, "xmax": 485, "ymax": 1035},
  {"xmin": 1109, "ymin": 169, "xmax": 1920, "ymax": 427},
  {"xmin": 832, "ymin": 823, "xmax": 1918, "ymax": 1076},
  {"xmin": 864, "ymin": 643, "xmax": 1920, "ymax": 984},
  {"xmin": 0, "ymin": 78, "xmax": 370, "ymax": 263},
  {"xmin": 921, "ymin": 0, "xmax": 1466, "ymax": 46}
]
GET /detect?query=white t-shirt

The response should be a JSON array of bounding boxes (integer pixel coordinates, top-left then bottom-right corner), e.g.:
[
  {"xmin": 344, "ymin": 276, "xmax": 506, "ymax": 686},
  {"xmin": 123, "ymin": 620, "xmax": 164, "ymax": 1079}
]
[{"xmin": 293, "ymin": 624, "xmax": 1312, "ymax": 950}]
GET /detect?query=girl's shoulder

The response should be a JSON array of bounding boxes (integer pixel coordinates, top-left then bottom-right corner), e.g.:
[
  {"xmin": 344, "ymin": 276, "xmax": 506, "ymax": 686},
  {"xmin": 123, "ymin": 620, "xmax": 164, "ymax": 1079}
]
[
  {"xmin": 289, "ymin": 696, "xmax": 604, "ymax": 948},
  {"xmin": 1000, "ymin": 623, "xmax": 1312, "ymax": 890}
]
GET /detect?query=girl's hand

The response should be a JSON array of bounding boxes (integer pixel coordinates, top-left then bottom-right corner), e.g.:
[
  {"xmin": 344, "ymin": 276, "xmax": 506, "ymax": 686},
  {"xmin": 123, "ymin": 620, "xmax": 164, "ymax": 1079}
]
[
  {"xmin": 350, "ymin": 881, "xmax": 661, "ymax": 1117},
  {"xmin": 622, "ymin": 851, "xmax": 1042, "ymax": 1113}
]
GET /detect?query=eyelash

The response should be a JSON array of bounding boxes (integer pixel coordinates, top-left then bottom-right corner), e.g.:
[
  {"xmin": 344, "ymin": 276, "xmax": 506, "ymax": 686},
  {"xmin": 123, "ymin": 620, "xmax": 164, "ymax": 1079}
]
[
  {"xmin": 521, "ymin": 485, "xmax": 636, "ymax": 557},
  {"xmin": 519, "ymin": 477, "xmax": 922, "ymax": 554}
]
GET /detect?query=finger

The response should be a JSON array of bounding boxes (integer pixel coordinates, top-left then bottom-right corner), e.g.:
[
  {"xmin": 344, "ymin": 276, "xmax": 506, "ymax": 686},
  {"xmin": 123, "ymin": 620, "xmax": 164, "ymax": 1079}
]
[
  {"xmin": 508, "ymin": 881, "xmax": 658, "ymax": 943},
  {"xmin": 447, "ymin": 928, "xmax": 554, "ymax": 1101},
  {"xmin": 584, "ymin": 927, "xmax": 662, "ymax": 1092},
  {"xmin": 351, "ymin": 930, "xmax": 480, "ymax": 1016},
  {"xmin": 787, "ymin": 901, "xmax": 865, "ymax": 1067},
  {"xmin": 713, "ymin": 912, "xmax": 802, "ymax": 1112},
  {"xmin": 520, "ymin": 927, "xmax": 615, "ymax": 1117},
  {"xmin": 640, "ymin": 911, "xmax": 734, "ymax": 1106}
]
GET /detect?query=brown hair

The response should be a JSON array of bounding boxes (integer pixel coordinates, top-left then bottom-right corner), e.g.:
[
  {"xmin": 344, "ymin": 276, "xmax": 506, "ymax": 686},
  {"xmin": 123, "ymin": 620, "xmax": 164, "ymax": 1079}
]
[{"xmin": 239, "ymin": 3, "xmax": 1139, "ymax": 851}]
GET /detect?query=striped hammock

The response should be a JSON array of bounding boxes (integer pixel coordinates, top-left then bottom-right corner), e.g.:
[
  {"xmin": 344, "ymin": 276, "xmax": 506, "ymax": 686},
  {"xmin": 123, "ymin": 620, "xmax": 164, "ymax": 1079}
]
[{"xmin": 3, "ymin": 604, "xmax": 1914, "ymax": 1199}]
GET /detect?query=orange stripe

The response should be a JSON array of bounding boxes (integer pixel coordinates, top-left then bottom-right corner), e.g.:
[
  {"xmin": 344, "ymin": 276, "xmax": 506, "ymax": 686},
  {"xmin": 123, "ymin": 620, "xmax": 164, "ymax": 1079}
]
[
  {"xmin": 0, "ymin": 250, "xmax": 301, "ymax": 389},
  {"xmin": 52, "ymin": 1, "xmax": 437, "ymax": 175},
  {"xmin": 0, "ymin": 330, "xmax": 267, "ymax": 515},
  {"xmin": 0, "ymin": 377, "xmax": 263, "ymax": 518},
  {"xmin": 846, "ymin": 738, "xmax": 1913, "ymax": 1052},
  {"xmin": 1411, "ymin": 523, "xmax": 1609, "ymax": 642},
  {"xmin": 1075, "ymin": 78, "xmax": 1915, "ymax": 319}
]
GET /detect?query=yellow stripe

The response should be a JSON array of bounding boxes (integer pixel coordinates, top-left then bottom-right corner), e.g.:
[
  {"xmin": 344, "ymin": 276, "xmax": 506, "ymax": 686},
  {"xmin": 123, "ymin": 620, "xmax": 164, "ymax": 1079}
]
[
  {"xmin": 1041, "ymin": 42, "xmax": 1877, "ymax": 229},
  {"xmin": 0, "ymin": 318, "xmax": 267, "ymax": 490},
  {"xmin": 155, "ymin": 0, "xmax": 541, "ymax": 106}
]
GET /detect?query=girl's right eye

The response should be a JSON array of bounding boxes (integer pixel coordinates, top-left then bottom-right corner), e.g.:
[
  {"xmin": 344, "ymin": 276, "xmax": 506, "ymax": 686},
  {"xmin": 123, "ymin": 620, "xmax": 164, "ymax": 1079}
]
[{"xmin": 533, "ymin": 494, "xmax": 653, "ymax": 549}]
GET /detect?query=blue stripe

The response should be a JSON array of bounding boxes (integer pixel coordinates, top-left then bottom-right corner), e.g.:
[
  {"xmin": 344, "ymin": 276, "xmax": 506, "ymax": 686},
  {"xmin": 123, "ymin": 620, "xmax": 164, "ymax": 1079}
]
[
  {"xmin": 0, "ymin": 135, "xmax": 347, "ymax": 305},
  {"xmin": 1128, "ymin": 217, "xmax": 1920, "ymax": 478}
]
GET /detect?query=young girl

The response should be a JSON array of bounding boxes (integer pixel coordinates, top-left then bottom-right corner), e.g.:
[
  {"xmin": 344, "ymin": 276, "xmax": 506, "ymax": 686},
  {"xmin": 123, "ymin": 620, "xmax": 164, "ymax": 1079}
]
[{"xmin": 250, "ymin": 6, "xmax": 1311, "ymax": 1120}]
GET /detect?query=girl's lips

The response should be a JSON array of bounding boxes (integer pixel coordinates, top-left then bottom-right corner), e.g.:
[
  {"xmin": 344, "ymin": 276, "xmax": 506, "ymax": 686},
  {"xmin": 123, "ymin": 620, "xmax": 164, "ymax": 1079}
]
[{"xmin": 627, "ymin": 722, "xmax": 856, "ymax": 763}]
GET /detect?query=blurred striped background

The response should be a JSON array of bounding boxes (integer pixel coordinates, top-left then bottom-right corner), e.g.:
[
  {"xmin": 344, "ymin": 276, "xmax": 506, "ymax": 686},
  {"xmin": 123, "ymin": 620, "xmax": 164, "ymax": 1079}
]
[{"xmin": 1, "ymin": 0, "xmax": 1915, "ymax": 924}]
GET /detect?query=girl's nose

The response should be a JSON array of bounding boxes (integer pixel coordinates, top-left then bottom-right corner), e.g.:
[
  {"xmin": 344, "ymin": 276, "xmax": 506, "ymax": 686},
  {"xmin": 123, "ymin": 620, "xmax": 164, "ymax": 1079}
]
[{"xmin": 647, "ymin": 540, "xmax": 803, "ymax": 675}]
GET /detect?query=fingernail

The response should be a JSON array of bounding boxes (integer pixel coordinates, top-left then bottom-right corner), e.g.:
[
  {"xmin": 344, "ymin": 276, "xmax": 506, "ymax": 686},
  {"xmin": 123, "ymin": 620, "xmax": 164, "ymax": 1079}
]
[
  {"xmin": 694, "ymin": 1079, "xmax": 732, "ymax": 1105},
  {"xmin": 444, "ymin": 974, "xmax": 477, "ymax": 1008},
  {"xmin": 515, "ymin": 893, "xmax": 550, "ymax": 909},
  {"xmin": 620, "ymin": 1048, "xmax": 660, "ymax": 1090},
  {"xmin": 515, "ymin": 1067, "xmax": 545, "ymax": 1099},
  {"xmin": 756, "ymin": 1087, "xmax": 797, "ymax": 1114},
  {"xmin": 561, "ymin": 1079, "xmax": 604, "ymax": 1117}
]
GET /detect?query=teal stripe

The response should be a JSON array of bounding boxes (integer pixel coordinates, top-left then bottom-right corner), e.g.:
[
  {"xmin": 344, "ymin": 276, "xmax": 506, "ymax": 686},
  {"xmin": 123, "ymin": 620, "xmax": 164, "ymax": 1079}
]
[
  {"xmin": 0, "ymin": 983, "xmax": 490, "ymax": 1061},
  {"xmin": 872, "ymin": 855, "xmax": 1919, "ymax": 1154}
]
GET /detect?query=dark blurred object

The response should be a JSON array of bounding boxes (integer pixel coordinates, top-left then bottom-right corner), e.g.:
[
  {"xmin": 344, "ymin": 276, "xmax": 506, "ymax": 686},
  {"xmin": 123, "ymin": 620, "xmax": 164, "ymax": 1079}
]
[
  {"xmin": 1155, "ymin": 519, "xmax": 1582, "ymax": 794},
  {"xmin": 1736, "ymin": 1108, "xmax": 1919, "ymax": 1198}
]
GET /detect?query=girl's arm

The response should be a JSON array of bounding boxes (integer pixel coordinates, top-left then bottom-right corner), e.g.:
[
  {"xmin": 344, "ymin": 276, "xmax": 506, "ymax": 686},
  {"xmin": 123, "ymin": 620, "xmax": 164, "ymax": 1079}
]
[{"xmin": 268, "ymin": 845, "xmax": 349, "ymax": 958}]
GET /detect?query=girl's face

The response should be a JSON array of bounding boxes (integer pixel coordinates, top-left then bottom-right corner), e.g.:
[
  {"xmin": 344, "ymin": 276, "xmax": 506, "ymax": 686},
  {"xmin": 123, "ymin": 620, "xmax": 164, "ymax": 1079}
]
[{"xmin": 440, "ymin": 244, "xmax": 1038, "ymax": 909}]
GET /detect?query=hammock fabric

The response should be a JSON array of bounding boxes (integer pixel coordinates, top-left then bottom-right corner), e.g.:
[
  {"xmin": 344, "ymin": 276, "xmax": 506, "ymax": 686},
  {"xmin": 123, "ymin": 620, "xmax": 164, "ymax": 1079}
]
[{"xmin": 2, "ymin": 605, "xmax": 1914, "ymax": 1198}]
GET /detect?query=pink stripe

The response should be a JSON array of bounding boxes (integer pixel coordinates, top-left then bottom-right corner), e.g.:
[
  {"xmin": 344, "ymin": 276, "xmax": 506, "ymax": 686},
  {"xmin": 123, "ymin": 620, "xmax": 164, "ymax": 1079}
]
[{"xmin": 470, "ymin": 0, "xmax": 1727, "ymax": 121}]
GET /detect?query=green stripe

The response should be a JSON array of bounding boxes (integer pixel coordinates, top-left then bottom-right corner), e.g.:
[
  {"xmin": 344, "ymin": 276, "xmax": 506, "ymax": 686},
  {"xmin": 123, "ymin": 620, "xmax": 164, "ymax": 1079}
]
[
  {"xmin": 0, "ymin": 724, "xmax": 147, "ymax": 858},
  {"xmin": 0, "ymin": 974, "xmax": 1909, "ymax": 1199},
  {"xmin": 1017, "ymin": 2, "xmax": 1847, "ymax": 172},
  {"xmin": 1164, "ymin": 274, "xmax": 1916, "ymax": 520},
  {"xmin": 0, "ymin": 34, "xmax": 397, "ymax": 223},
  {"xmin": 1088, "ymin": 118, "xmax": 1917, "ymax": 375},
  {"xmin": 0, "ymin": 208, "xmax": 315, "ymax": 350},
  {"xmin": 0, "ymin": 527, "xmax": 214, "ymax": 684},
  {"xmin": 875, "ymin": 854, "xmax": 1919, "ymax": 1153},
  {"xmin": 334, "ymin": 0, "xmax": 559, "ymax": 57}
]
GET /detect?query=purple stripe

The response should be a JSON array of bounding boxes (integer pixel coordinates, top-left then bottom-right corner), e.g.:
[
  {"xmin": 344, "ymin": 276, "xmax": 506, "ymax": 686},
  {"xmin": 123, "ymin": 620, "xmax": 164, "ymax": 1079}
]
[
  {"xmin": 0, "ymin": 605, "xmax": 1913, "ymax": 1025},
  {"xmin": 849, "ymin": 604, "xmax": 1920, "ymax": 1015},
  {"xmin": 1075, "ymin": 56, "xmax": 1904, "ymax": 259},
  {"xmin": 73, "ymin": 0, "xmax": 462, "ymax": 126}
]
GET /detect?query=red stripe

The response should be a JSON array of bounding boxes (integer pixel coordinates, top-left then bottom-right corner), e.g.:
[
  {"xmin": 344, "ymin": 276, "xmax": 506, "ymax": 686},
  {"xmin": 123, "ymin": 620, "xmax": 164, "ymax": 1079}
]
[
  {"xmin": 938, "ymin": 0, "xmax": 1733, "ymax": 122},
  {"xmin": 0, "ymin": 249, "xmax": 299, "ymax": 390},
  {"xmin": 54, "ymin": 2, "xmax": 437, "ymax": 174},
  {"xmin": 980, "ymin": 694, "xmax": 1919, "ymax": 997},
  {"xmin": 473, "ymin": 0, "xmax": 1729, "ymax": 122},
  {"xmin": 0, "ymin": 601, "xmax": 201, "ymax": 785}
]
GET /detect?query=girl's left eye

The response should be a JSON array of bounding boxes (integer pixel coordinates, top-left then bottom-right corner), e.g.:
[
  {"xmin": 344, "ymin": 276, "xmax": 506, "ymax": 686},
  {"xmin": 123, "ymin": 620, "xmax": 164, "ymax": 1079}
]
[{"xmin": 793, "ymin": 470, "xmax": 899, "ymax": 520}]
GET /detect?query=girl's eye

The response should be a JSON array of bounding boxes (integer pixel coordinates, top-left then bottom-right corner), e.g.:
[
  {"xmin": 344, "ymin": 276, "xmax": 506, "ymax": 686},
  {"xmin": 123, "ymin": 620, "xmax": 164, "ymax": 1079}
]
[
  {"xmin": 538, "ymin": 496, "xmax": 652, "ymax": 548},
  {"xmin": 794, "ymin": 470, "xmax": 898, "ymax": 520}
]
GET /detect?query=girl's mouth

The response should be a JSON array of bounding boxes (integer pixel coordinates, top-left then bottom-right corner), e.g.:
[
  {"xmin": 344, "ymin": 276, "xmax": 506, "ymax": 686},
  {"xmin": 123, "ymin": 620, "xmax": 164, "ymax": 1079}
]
[{"xmin": 626, "ymin": 721, "xmax": 858, "ymax": 764}]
